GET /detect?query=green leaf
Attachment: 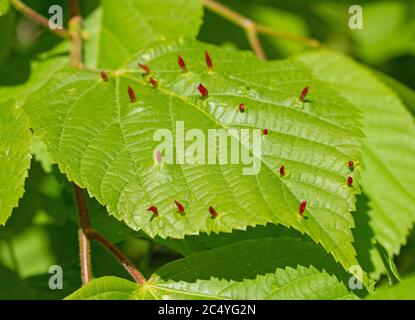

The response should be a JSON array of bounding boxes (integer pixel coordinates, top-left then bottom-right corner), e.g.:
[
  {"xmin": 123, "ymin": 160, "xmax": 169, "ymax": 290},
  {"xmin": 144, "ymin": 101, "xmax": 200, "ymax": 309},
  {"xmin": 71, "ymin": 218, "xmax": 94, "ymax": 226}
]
[
  {"xmin": 298, "ymin": 50, "xmax": 415, "ymax": 260},
  {"xmin": 373, "ymin": 70, "xmax": 415, "ymax": 116},
  {"xmin": 0, "ymin": 0, "xmax": 9, "ymax": 17},
  {"xmin": 156, "ymin": 237, "xmax": 352, "ymax": 285},
  {"xmin": 0, "ymin": 100, "xmax": 31, "ymax": 225},
  {"xmin": 375, "ymin": 242, "xmax": 401, "ymax": 285},
  {"xmin": 367, "ymin": 275, "xmax": 415, "ymax": 300},
  {"xmin": 24, "ymin": 39, "xmax": 364, "ymax": 271},
  {"xmin": 154, "ymin": 224, "xmax": 302, "ymax": 256},
  {"xmin": 66, "ymin": 266, "xmax": 359, "ymax": 300},
  {"xmin": 93, "ymin": 0, "xmax": 203, "ymax": 69},
  {"xmin": 0, "ymin": 44, "xmax": 69, "ymax": 105},
  {"xmin": 350, "ymin": 2, "xmax": 415, "ymax": 64},
  {"xmin": 65, "ymin": 276, "xmax": 137, "ymax": 300}
]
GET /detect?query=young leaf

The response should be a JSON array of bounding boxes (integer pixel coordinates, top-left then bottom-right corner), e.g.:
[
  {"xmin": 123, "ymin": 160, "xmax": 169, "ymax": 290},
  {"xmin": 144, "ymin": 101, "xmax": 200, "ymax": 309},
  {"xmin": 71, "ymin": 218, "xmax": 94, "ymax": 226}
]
[
  {"xmin": 24, "ymin": 40, "xmax": 364, "ymax": 271},
  {"xmin": 94, "ymin": 0, "xmax": 203, "ymax": 68},
  {"xmin": 0, "ymin": 100, "xmax": 32, "ymax": 225},
  {"xmin": 298, "ymin": 50, "xmax": 415, "ymax": 260},
  {"xmin": 66, "ymin": 266, "xmax": 359, "ymax": 300}
]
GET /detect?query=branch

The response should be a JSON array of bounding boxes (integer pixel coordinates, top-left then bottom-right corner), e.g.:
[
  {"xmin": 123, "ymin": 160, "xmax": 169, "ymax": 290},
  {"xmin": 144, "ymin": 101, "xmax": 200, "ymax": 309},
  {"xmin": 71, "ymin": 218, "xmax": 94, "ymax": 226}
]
[
  {"xmin": 202, "ymin": 0, "xmax": 320, "ymax": 59},
  {"xmin": 10, "ymin": 0, "xmax": 71, "ymax": 39}
]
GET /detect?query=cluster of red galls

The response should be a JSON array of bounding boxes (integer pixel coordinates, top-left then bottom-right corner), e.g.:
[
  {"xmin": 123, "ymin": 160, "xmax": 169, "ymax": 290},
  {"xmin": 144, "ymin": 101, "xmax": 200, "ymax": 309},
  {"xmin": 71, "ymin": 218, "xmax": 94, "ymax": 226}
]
[{"xmin": 100, "ymin": 51, "xmax": 356, "ymax": 221}]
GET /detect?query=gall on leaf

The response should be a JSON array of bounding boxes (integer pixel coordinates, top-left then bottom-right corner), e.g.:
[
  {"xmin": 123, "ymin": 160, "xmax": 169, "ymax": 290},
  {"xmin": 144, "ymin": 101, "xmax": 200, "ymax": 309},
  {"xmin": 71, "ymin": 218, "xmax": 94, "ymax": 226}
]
[
  {"xmin": 209, "ymin": 206, "xmax": 218, "ymax": 219},
  {"xmin": 205, "ymin": 50, "xmax": 213, "ymax": 72},
  {"xmin": 174, "ymin": 200, "xmax": 185, "ymax": 214},
  {"xmin": 298, "ymin": 200, "xmax": 307, "ymax": 218},
  {"xmin": 348, "ymin": 160, "xmax": 355, "ymax": 171},
  {"xmin": 178, "ymin": 55, "xmax": 187, "ymax": 72},
  {"xmin": 149, "ymin": 77, "xmax": 158, "ymax": 87},
  {"xmin": 239, "ymin": 103, "xmax": 245, "ymax": 113},
  {"xmin": 100, "ymin": 71, "xmax": 109, "ymax": 82},
  {"xmin": 347, "ymin": 176, "xmax": 353, "ymax": 187},
  {"xmin": 262, "ymin": 128, "xmax": 269, "ymax": 136},
  {"xmin": 155, "ymin": 150, "xmax": 162, "ymax": 165},
  {"xmin": 138, "ymin": 63, "xmax": 151, "ymax": 75},
  {"xmin": 279, "ymin": 165, "xmax": 285, "ymax": 177},
  {"xmin": 127, "ymin": 86, "xmax": 137, "ymax": 103},
  {"xmin": 147, "ymin": 206, "xmax": 159, "ymax": 217},
  {"xmin": 197, "ymin": 83, "xmax": 208, "ymax": 98},
  {"xmin": 299, "ymin": 86, "xmax": 310, "ymax": 102}
]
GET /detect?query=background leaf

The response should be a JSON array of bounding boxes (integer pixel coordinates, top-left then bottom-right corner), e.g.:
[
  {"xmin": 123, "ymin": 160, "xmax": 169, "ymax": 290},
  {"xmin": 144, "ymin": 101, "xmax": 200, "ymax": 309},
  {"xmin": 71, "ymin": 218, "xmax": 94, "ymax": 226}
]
[
  {"xmin": 0, "ymin": 100, "xmax": 31, "ymax": 225},
  {"xmin": 93, "ymin": 0, "xmax": 203, "ymax": 69},
  {"xmin": 298, "ymin": 50, "xmax": 415, "ymax": 275},
  {"xmin": 155, "ymin": 237, "xmax": 354, "ymax": 287},
  {"xmin": 367, "ymin": 274, "xmax": 415, "ymax": 300},
  {"xmin": 0, "ymin": 0, "xmax": 9, "ymax": 17}
]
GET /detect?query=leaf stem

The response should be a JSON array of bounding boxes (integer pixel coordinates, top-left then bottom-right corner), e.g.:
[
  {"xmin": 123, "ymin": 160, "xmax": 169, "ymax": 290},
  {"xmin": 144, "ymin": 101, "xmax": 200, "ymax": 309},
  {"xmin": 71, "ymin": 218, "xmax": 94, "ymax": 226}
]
[
  {"xmin": 69, "ymin": 1, "xmax": 90, "ymax": 285},
  {"xmin": 10, "ymin": 0, "xmax": 71, "ymax": 39},
  {"xmin": 202, "ymin": 0, "xmax": 320, "ymax": 59},
  {"xmin": 72, "ymin": 186, "xmax": 146, "ymax": 285},
  {"xmin": 73, "ymin": 184, "xmax": 92, "ymax": 285},
  {"xmin": 86, "ymin": 229, "xmax": 147, "ymax": 285}
]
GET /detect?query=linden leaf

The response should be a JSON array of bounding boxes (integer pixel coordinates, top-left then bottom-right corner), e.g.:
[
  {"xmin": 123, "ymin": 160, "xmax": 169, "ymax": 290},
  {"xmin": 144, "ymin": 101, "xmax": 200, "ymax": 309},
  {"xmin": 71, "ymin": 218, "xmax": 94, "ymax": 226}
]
[{"xmin": 24, "ymin": 39, "xmax": 364, "ymax": 271}]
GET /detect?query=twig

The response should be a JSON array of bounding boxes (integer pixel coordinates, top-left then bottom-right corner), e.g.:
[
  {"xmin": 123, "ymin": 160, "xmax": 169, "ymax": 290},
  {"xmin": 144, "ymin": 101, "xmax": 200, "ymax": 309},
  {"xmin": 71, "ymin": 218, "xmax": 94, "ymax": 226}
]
[
  {"xmin": 256, "ymin": 24, "xmax": 320, "ymax": 48},
  {"xmin": 245, "ymin": 22, "xmax": 266, "ymax": 60},
  {"xmin": 86, "ymin": 229, "xmax": 147, "ymax": 285},
  {"xmin": 73, "ymin": 185, "xmax": 92, "ymax": 285},
  {"xmin": 202, "ymin": 0, "xmax": 320, "ymax": 59},
  {"xmin": 10, "ymin": 0, "xmax": 71, "ymax": 39},
  {"xmin": 69, "ymin": 1, "xmax": 83, "ymax": 69}
]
